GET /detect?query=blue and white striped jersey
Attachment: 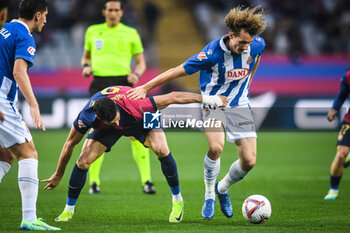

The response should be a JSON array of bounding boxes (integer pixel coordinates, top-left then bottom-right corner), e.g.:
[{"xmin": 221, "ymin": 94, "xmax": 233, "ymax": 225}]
[
  {"xmin": 0, "ymin": 20, "xmax": 36, "ymax": 104},
  {"xmin": 184, "ymin": 34, "xmax": 265, "ymax": 108}
]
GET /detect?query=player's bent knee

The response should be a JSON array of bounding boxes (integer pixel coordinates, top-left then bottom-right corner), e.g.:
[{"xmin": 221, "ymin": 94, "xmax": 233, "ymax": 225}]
[
  {"xmin": 247, "ymin": 160, "xmax": 256, "ymax": 170},
  {"xmin": 208, "ymin": 144, "xmax": 223, "ymax": 157},
  {"xmin": 76, "ymin": 157, "xmax": 92, "ymax": 170},
  {"xmin": 76, "ymin": 162, "xmax": 90, "ymax": 170},
  {"xmin": 0, "ymin": 147, "xmax": 15, "ymax": 164},
  {"xmin": 9, "ymin": 141, "xmax": 38, "ymax": 160},
  {"xmin": 241, "ymin": 157, "xmax": 256, "ymax": 171},
  {"xmin": 335, "ymin": 151, "xmax": 347, "ymax": 161},
  {"xmin": 18, "ymin": 150, "xmax": 38, "ymax": 160},
  {"xmin": 30, "ymin": 150, "xmax": 38, "ymax": 159},
  {"xmin": 152, "ymin": 147, "xmax": 170, "ymax": 158},
  {"xmin": 336, "ymin": 146, "xmax": 349, "ymax": 157}
]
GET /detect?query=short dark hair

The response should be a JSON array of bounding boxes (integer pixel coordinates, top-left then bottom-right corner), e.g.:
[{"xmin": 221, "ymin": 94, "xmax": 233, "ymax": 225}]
[
  {"xmin": 104, "ymin": 0, "xmax": 123, "ymax": 10},
  {"xmin": 19, "ymin": 0, "xmax": 48, "ymax": 20},
  {"xmin": 0, "ymin": 0, "xmax": 10, "ymax": 11},
  {"xmin": 93, "ymin": 97, "xmax": 118, "ymax": 122}
]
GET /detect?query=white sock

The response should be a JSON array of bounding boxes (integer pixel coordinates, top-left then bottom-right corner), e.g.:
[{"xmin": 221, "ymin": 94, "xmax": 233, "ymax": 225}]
[
  {"xmin": 204, "ymin": 154, "xmax": 220, "ymax": 200},
  {"xmin": 329, "ymin": 189, "xmax": 338, "ymax": 193},
  {"xmin": 172, "ymin": 193, "xmax": 183, "ymax": 202},
  {"xmin": 218, "ymin": 159, "xmax": 247, "ymax": 194},
  {"xmin": 64, "ymin": 204, "xmax": 75, "ymax": 213},
  {"xmin": 18, "ymin": 158, "xmax": 38, "ymax": 222},
  {"xmin": 0, "ymin": 161, "xmax": 11, "ymax": 183}
]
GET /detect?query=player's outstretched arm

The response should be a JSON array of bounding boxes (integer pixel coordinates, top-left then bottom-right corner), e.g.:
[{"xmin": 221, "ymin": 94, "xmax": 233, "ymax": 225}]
[
  {"xmin": 127, "ymin": 64, "xmax": 188, "ymax": 99},
  {"xmin": 153, "ymin": 92, "xmax": 228, "ymax": 110},
  {"xmin": 13, "ymin": 59, "xmax": 45, "ymax": 130},
  {"xmin": 0, "ymin": 111, "xmax": 4, "ymax": 122},
  {"xmin": 41, "ymin": 126, "xmax": 84, "ymax": 190}
]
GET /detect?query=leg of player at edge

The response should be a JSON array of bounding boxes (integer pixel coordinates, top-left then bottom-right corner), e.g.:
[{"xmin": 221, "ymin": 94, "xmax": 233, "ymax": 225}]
[
  {"xmin": 324, "ymin": 145, "xmax": 349, "ymax": 200},
  {"xmin": 144, "ymin": 129, "xmax": 184, "ymax": 223}
]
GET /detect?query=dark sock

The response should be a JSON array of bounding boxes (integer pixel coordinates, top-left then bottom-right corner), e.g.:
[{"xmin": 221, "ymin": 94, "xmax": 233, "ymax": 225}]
[
  {"xmin": 66, "ymin": 164, "xmax": 88, "ymax": 205},
  {"xmin": 158, "ymin": 152, "xmax": 180, "ymax": 195},
  {"xmin": 330, "ymin": 175, "xmax": 342, "ymax": 190}
]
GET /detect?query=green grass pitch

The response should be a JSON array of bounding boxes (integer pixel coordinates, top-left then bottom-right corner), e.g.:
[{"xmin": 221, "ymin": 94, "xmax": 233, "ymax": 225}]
[{"xmin": 1, "ymin": 130, "xmax": 349, "ymax": 232}]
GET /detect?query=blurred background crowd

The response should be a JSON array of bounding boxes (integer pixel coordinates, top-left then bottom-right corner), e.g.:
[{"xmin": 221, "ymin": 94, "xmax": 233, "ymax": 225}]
[
  {"xmin": 192, "ymin": 0, "xmax": 350, "ymax": 60},
  {"xmin": 7, "ymin": 0, "xmax": 161, "ymax": 69},
  {"xmin": 5, "ymin": 0, "xmax": 350, "ymax": 69}
]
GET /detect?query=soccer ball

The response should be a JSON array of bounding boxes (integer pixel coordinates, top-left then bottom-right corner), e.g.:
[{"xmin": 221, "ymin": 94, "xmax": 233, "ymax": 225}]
[{"xmin": 242, "ymin": 194, "xmax": 271, "ymax": 224}]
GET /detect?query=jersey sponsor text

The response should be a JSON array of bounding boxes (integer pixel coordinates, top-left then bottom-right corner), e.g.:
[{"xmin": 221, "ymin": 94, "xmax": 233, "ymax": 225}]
[{"xmin": 225, "ymin": 68, "xmax": 250, "ymax": 81}]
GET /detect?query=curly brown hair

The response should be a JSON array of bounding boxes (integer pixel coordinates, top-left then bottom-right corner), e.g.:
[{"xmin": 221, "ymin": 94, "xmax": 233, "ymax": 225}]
[{"xmin": 224, "ymin": 6, "xmax": 266, "ymax": 37}]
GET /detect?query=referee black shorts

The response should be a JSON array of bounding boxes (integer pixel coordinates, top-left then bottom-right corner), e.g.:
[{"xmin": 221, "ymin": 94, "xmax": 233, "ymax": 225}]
[{"xmin": 89, "ymin": 75, "xmax": 132, "ymax": 97}]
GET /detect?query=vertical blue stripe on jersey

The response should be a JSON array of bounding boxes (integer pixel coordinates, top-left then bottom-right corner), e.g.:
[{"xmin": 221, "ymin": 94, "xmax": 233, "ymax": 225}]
[
  {"xmin": 221, "ymin": 55, "xmax": 242, "ymax": 97},
  {"xmin": 209, "ymin": 57, "xmax": 226, "ymax": 95},
  {"xmin": 234, "ymin": 54, "xmax": 242, "ymax": 68},
  {"xmin": 230, "ymin": 77, "xmax": 249, "ymax": 107},
  {"xmin": 7, "ymin": 81, "xmax": 17, "ymax": 102},
  {"xmin": 230, "ymin": 55, "xmax": 246, "ymax": 107},
  {"xmin": 200, "ymin": 71, "xmax": 213, "ymax": 92},
  {"xmin": 221, "ymin": 80, "xmax": 238, "ymax": 97},
  {"xmin": 9, "ymin": 102, "xmax": 16, "ymax": 114}
]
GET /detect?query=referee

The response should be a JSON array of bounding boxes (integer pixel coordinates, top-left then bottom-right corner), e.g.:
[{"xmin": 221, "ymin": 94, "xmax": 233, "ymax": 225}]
[{"xmin": 81, "ymin": 0, "xmax": 155, "ymax": 195}]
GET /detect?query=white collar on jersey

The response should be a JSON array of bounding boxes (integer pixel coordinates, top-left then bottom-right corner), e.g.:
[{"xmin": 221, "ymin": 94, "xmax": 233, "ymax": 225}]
[
  {"xmin": 219, "ymin": 34, "xmax": 249, "ymax": 55},
  {"xmin": 11, "ymin": 19, "xmax": 32, "ymax": 35},
  {"xmin": 219, "ymin": 34, "xmax": 231, "ymax": 54}
]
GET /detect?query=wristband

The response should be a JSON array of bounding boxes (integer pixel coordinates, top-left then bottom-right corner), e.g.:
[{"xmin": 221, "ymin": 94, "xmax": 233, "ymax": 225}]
[
  {"xmin": 134, "ymin": 73, "xmax": 141, "ymax": 79},
  {"xmin": 202, "ymin": 95, "xmax": 223, "ymax": 106},
  {"xmin": 81, "ymin": 64, "xmax": 89, "ymax": 70}
]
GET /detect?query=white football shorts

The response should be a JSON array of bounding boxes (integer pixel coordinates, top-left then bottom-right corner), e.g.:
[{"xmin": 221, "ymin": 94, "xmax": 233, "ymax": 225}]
[
  {"xmin": 0, "ymin": 100, "xmax": 32, "ymax": 148},
  {"xmin": 202, "ymin": 104, "xmax": 257, "ymax": 143}
]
